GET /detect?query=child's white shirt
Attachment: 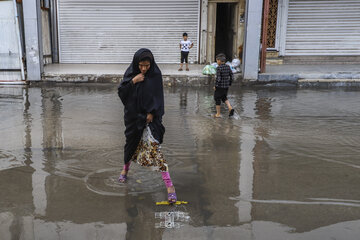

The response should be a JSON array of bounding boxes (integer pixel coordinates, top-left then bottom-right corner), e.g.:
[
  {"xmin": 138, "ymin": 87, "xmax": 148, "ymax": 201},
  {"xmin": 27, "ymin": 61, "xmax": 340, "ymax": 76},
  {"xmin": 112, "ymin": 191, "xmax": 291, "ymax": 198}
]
[{"xmin": 180, "ymin": 40, "xmax": 192, "ymax": 52}]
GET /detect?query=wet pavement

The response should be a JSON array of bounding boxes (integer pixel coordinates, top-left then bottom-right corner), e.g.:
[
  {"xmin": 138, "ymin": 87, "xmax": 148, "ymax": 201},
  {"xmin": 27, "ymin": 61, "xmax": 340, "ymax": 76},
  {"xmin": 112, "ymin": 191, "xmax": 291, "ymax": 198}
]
[{"xmin": 1, "ymin": 84, "xmax": 360, "ymax": 240}]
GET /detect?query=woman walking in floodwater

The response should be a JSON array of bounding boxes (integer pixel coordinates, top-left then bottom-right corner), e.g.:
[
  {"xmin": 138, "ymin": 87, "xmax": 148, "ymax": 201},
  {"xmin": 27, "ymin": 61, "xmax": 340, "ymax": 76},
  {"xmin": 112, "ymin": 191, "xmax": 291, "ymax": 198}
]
[{"xmin": 117, "ymin": 48, "xmax": 177, "ymax": 203}]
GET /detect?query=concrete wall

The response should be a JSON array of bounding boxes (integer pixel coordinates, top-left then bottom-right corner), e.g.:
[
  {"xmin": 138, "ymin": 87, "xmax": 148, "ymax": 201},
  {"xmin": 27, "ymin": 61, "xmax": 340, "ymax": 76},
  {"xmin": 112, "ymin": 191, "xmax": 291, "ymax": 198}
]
[
  {"xmin": 242, "ymin": 0, "xmax": 263, "ymax": 80},
  {"xmin": 23, "ymin": 0, "xmax": 43, "ymax": 81}
]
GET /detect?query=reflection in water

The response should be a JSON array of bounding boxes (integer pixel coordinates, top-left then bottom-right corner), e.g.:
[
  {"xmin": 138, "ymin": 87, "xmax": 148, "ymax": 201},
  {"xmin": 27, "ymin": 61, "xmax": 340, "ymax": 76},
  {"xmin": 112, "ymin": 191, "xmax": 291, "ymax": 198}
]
[
  {"xmin": 23, "ymin": 87, "xmax": 32, "ymax": 165},
  {"xmin": 41, "ymin": 88, "xmax": 64, "ymax": 150},
  {"xmin": 250, "ymin": 199, "xmax": 360, "ymax": 207},
  {"xmin": 0, "ymin": 150, "xmax": 20, "ymax": 171},
  {"xmin": 237, "ymin": 92, "xmax": 256, "ymax": 223},
  {"xmin": 32, "ymin": 88, "xmax": 65, "ymax": 216},
  {"xmin": 21, "ymin": 217, "xmax": 127, "ymax": 239},
  {"xmin": 179, "ymin": 88, "xmax": 187, "ymax": 109},
  {"xmin": 0, "ymin": 212, "xmax": 13, "ymax": 239},
  {"xmin": 0, "ymin": 85, "xmax": 360, "ymax": 239}
]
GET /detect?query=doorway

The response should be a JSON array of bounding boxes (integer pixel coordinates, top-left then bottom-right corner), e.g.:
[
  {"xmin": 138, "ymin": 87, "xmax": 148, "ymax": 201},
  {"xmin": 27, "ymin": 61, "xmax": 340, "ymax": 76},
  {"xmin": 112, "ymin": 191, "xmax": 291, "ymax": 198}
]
[{"xmin": 215, "ymin": 3, "xmax": 236, "ymax": 61}]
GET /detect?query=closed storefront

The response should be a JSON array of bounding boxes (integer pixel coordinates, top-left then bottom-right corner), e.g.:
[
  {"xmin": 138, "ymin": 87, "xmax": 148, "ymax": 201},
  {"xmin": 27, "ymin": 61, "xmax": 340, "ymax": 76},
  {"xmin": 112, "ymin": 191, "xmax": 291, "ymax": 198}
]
[
  {"xmin": 0, "ymin": 0, "xmax": 24, "ymax": 81},
  {"xmin": 57, "ymin": 0, "xmax": 199, "ymax": 63},
  {"xmin": 284, "ymin": 0, "xmax": 360, "ymax": 56}
]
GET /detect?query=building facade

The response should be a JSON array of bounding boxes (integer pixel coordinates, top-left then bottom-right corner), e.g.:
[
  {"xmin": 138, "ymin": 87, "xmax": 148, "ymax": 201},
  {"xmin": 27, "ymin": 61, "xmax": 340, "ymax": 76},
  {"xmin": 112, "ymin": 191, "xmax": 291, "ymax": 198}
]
[
  {"xmin": 2, "ymin": 0, "xmax": 257, "ymax": 81},
  {"xmin": 3, "ymin": 0, "xmax": 359, "ymax": 82},
  {"xmin": 266, "ymin": 0, "xmax": 360, "ymax": 63}
]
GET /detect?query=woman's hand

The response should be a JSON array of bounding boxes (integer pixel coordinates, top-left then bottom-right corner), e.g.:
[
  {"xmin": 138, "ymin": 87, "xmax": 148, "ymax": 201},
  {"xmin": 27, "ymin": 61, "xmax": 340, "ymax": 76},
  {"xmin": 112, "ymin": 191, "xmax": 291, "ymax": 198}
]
[
  {"xmin": 132, "ymin": 73, "xmax": 145, "ymax": 84},
  {"xmin": 146, "ymin": 113, "xmax": 154, "ymax": 123}
]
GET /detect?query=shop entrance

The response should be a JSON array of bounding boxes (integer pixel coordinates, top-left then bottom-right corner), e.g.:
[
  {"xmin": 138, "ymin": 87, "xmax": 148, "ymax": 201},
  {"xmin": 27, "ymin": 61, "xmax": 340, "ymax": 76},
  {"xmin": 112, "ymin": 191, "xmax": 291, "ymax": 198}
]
[{"xmin": 215, "ymin": 3, "xmax": 236, "ymax": 61}]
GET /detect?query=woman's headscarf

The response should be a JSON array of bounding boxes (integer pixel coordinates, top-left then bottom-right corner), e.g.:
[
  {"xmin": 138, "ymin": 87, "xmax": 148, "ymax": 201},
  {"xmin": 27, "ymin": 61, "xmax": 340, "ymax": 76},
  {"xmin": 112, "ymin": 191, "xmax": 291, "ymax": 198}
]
[{"xmin": 119, "ymin": 48, "xmax": 164, "ymax": 119}]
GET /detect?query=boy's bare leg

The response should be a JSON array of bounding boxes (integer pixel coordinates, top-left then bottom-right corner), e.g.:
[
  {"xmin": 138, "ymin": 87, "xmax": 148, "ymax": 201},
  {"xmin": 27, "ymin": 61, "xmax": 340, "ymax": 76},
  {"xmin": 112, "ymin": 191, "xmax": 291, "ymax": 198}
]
[
  {"xmin": 186, "ymin": 63, "xmax": 189, "ymax": 70},
  {"xmin": 179, "ymin": 63, "xmax": 183, "ymax": 70},
  {"xmin": 225, "ymin": 100, "xmax": 233, "ymax": 111},
  {"xmin": 215, "ymin": 105, "xmax": 221, "ymax": 118}
]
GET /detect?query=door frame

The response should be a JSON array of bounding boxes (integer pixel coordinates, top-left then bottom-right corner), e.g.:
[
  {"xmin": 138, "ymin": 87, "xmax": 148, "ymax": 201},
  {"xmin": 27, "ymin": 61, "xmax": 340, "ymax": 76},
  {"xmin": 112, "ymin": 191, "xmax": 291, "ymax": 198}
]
[
  {"xmin": 278, "ymin": 0, "xmax": 289, "ymax": 56},
  {"xmin": 206, "ymin": 0, "xmax": 242, "ymax": 63}
]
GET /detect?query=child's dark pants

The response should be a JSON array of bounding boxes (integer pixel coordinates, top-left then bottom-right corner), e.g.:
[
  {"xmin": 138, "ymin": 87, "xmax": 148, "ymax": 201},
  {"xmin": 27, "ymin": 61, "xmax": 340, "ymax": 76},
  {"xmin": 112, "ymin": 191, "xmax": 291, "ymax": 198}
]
[
  {"xmin": 214, "ymin": 87, "xmax": 229, "ymax": 105},
  {"xmin": 180, "ymin": 51, "xmax": 189, "ymax": 63}
]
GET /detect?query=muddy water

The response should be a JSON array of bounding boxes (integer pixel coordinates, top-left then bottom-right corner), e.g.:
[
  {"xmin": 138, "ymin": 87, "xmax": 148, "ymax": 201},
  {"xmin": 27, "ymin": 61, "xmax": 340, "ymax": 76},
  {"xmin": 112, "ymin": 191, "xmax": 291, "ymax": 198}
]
[{"xmin": 0, "ymin": 84, "xmax": 360, "ymax": 240}]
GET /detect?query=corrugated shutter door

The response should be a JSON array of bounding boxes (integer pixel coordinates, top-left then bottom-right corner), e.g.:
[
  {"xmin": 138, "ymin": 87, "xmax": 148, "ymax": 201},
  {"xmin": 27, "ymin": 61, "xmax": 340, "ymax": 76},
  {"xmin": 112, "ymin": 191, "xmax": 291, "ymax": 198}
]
[
  {"xmin": 286, "ymin": 0, "xmax": 360, "ymax": 55},
  {"xmin": 58, "ymin": 0, "xmax": 199, "ymax": 63}
]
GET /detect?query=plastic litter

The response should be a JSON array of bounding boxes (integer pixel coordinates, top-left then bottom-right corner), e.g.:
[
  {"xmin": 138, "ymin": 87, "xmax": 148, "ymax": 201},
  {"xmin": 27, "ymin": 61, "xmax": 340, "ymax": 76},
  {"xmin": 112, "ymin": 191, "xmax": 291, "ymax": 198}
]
[
  {"xmin": 202, "ymin": 65, "xmax": 217, "ymax": 75},
  {"xmin": 155, "ymin": 211, "xmax": 190, "ymax": 229},
  {"xmin": 156, "ymin": 201, "xmax": 188, "ymax": 205},
  {"xmin": 231, "ymin": 58, "xmax": 241, "ymax": 68},
  {"xmin": 225, "ymin": 61, "xmax": 237, "ymax": 73},
  {"xmin": 211, "ymin": 62, "xmax": 218, "ymax": 68}
]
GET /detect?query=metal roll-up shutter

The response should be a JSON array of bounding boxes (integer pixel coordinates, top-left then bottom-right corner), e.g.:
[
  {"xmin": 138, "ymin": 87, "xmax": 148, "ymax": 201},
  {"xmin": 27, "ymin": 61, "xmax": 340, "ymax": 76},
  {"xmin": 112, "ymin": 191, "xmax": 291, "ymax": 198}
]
[
  {"xmin": 285, "ymin": 0, "xmax": 360, "ymax": 56},
  {"xmin": 58, "ymin": 0, "xmax": 199, "ymax": 63}
]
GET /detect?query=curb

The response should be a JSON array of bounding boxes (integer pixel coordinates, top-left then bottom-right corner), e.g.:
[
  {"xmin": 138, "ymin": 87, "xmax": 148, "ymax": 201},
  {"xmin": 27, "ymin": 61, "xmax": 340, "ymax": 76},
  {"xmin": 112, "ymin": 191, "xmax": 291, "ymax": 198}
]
[{"xmin": 42, "ymin": 73, "xmax": 243, "ymax": 87}]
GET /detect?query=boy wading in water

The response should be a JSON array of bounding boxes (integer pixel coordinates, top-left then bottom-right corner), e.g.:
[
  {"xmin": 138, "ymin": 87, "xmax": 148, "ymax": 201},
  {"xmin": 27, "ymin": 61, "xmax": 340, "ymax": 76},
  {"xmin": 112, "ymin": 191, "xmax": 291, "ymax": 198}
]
[
  {"xmin": 214, "ymin": 53, "xmax": 235, "ymax": 118},
  {"xmin": 179, "ymin": 32, "xmax": 194, "ymax": 71}
]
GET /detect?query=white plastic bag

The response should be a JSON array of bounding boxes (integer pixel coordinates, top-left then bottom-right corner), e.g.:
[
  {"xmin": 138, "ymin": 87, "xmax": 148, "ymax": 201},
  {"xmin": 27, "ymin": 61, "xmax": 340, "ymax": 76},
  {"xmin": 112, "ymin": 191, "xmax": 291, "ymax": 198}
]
[
  {"xmin": 226, "ymin": 61, "xmax": 237, "ymax": 73},
  {"xmin": 142, "ymin": 125, "xmax": 159, "ymax": 144},
  {"xmin": 211, "ymin": 62, "xmax": 218, "ymax": 68},
  {"xmin": 231, "ymin": 58, "xmax": 241, "ymax": 68}
]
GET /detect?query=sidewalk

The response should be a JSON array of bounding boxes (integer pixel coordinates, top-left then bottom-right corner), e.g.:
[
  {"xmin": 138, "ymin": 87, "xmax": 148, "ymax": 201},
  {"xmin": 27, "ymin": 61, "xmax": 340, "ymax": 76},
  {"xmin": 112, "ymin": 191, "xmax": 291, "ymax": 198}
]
[
  {"xmin": 43, "ymin": 63, "xmax": 360, "ymax": 87},
  {"xmin": 43, "ymin": 64, "xmax": 242, "ymax": 86},
  {"xmin": 259, "ymin": 64, "xmax": 360, "ymax": 86}
]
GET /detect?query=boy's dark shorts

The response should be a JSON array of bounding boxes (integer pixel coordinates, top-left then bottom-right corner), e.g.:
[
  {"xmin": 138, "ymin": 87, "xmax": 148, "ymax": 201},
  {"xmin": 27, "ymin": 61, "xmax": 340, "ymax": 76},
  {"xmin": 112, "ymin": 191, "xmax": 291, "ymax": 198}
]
[
  {"xmin": 214, "ymin": 87, "xmax": 228, "ymax": 105},
  {"xmin": 181, "ymin": 51, "xmax": 189, "ymax": 63}
]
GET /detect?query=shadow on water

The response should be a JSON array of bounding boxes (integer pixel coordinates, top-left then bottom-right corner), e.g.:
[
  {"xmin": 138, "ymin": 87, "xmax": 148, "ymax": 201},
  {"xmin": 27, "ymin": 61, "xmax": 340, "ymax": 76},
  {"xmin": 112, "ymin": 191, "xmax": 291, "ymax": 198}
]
[{"xmin": 0, "ymin": 84, "xmax": 360, "ymax": 239}]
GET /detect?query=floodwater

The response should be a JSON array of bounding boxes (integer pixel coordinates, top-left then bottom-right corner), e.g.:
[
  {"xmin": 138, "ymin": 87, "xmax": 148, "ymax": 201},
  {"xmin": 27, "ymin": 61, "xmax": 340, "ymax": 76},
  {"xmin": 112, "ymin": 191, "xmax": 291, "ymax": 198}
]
[{"xmin": 1, "ymin": 84, "xmax": 360, "ymax": 240}]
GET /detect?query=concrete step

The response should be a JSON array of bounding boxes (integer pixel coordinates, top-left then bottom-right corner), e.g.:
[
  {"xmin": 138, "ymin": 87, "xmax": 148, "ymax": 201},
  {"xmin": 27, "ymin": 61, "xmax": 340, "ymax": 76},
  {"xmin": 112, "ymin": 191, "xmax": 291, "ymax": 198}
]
[
  {"xmin": 41, "ymin": 64, "xmax": 243, "ymax": 86},
  {"xmin": 266, "ymin": 58, "xmax": 283, "ymax": 65},
  {"xmin": 284, "ymin": 56, "xmax": 360, "ymax": 65},
  {"xmin": 266, "ymin": 51, "xmax": 279, "ymax": 58},
  {"xmin": 42, "ymin": 72, "xmax": 243, "ymax": 87}
]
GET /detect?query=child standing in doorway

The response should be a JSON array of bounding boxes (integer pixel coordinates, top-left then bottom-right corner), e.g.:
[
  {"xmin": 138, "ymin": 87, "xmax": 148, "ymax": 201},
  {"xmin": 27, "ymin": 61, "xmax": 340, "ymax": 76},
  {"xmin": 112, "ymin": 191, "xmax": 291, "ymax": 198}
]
[
  {"xmin": 179, "ymin": 32, "xmax": 194, "ymax": 71},
  {"xmin": 214, "ymin": 53, "xmax": 235, "ymax": 118}
]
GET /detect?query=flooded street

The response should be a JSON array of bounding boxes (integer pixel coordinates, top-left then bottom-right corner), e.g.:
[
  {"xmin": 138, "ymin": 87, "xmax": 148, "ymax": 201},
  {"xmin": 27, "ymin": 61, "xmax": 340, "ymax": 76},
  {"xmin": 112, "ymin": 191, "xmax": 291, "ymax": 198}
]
[{"xmin": 1, "ymin": 84, "xmax": 360, "ymax": 240}]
